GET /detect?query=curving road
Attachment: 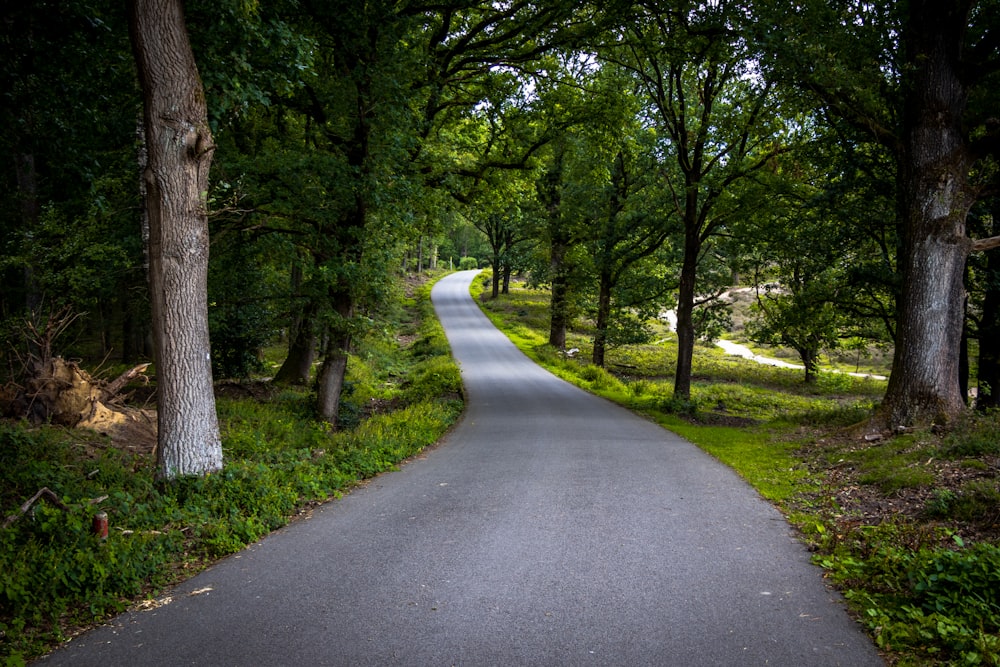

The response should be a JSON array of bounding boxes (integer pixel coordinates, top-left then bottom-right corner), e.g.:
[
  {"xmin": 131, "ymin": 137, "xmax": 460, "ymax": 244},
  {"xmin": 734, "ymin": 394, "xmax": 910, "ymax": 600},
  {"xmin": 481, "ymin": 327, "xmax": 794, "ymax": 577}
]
[{"xmin": 37, "ymin": 270, "xmax": 882, "ymax": 666}]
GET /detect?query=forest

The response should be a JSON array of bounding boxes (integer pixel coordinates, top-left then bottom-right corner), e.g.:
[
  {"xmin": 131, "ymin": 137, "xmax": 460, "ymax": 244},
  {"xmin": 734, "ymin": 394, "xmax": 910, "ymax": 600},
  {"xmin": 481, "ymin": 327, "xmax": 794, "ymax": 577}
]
[
  {"xmin": 2, "ymin": 0, "xmax": 999, "ymax": 475},
  {"xmin": 2, "ymin": 1, "xmax": 1000, "ymax": 663}
]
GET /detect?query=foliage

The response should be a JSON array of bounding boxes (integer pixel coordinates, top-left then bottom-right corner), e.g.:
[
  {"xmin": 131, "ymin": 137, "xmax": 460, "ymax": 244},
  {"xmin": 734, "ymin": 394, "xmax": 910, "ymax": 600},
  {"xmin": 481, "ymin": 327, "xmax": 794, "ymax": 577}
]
[
  {"xmin": 459, "ymin": 257, "xmax": 479, "ymax": 270},
  {"xmin": 208, "ymin": 231, "xmax": 280, "ymax": 379},
  {"xmin": 821, "ymin": 532, "xmax": 1000, "ymax": 665}
]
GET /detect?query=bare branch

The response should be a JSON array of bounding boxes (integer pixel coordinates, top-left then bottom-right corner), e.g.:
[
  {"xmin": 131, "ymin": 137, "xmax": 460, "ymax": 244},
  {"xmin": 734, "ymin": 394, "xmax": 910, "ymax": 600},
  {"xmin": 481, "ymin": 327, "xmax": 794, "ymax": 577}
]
[
  {"xmin": 971, "ymin": 235, "xmax": 1000, "ymax": 252},
  {"xmin": 3, "ymin": 488, "xmax": 68, "ymax": 529}
]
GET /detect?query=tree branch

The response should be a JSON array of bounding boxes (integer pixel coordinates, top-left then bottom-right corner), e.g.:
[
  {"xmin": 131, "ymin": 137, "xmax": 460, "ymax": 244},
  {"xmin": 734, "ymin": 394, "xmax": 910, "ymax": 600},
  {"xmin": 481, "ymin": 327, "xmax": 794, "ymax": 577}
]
[
  {"xmin": 971, "ymin": 235, "xmax": 1000, "ymax": 252},
  {"xmin": 3, "ymin": 487, "xmax": 68, "ymax": 529}
]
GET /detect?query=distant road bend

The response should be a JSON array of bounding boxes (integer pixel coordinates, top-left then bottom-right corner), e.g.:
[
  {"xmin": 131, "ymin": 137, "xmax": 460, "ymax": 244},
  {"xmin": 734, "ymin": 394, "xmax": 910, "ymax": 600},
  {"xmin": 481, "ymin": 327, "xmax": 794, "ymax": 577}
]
[{"xmin": 38, "ymin": 270, "xmax": 883, "ymax": 666}]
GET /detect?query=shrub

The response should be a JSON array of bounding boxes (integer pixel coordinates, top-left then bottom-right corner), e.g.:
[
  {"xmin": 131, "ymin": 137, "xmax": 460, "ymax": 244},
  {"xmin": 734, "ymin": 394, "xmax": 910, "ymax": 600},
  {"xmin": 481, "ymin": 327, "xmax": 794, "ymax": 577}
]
[
  {"xmin": 577, "ymin": 364, "xmax": 625, "ymax": 392},
  {"xmin": 401, "ymin": 356, "xmax": 463, "ymax": 405},
  {"xmin": 458, "ymin": 256, "xmax": 479, "ymax": 270}
]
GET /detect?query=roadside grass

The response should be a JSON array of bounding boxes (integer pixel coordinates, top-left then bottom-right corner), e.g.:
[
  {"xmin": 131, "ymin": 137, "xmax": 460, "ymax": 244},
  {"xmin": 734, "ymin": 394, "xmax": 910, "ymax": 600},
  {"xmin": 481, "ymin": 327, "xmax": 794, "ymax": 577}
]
[
  {"xmin": 477, "ymin": 277, "xmax": 1000, "ymax": 667},
  {"xmin": 0, "ymin": 272, "xmax": 462, "ymax": 665}
]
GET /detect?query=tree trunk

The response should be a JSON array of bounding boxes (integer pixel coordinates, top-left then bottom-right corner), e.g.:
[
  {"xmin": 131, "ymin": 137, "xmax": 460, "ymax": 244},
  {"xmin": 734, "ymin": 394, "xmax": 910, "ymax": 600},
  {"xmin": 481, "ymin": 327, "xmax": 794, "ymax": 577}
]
[
  {"xmin": 877, "ymin": 2, "xmax": 973, "ymax": 427},
  {"xmin": 129, "ymin": 0, "xmax": 222, "ymax": 478},
  {"xmin": 491, "ymin": 246, "xmax": 502, "ymax": 298},
  {"xmin": 316, "ymin": 293, "xmax": 353, "ymax": 426},
  {"xmin": 274, "ymin": 264, "xmax": 315, "ymax": 385},
  {"xmin": 549, "ymin": 239, "xmax": 569, "ymax": 350},
  {"xmin": 274, "ymin": 300, "xmax": 317, "ymax": 385},
  {"xmin": 673, "ymin": 223, "xmax": 700, "ymax": 400},
  {"xmin": 799, "ymin": 347, "xmax": 819, "ymax": 384},
  {"xmin": 502, "ymin": 264, "xmax": 511, "ymax": 295},
  {"xmin": 593, "ymin": 271, "xmax": 613, "ymax": 368},
  {"xmin": 959, "ymin": 292, "xmax": 969, "ymax": 404}
]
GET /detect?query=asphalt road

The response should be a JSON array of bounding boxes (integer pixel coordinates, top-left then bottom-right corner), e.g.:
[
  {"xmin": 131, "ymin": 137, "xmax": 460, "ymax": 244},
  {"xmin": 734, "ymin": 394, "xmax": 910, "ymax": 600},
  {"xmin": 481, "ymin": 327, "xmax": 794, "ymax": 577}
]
[{"xmin": 37, "ymin": 270, "xmax": 883, "ymax": 666}]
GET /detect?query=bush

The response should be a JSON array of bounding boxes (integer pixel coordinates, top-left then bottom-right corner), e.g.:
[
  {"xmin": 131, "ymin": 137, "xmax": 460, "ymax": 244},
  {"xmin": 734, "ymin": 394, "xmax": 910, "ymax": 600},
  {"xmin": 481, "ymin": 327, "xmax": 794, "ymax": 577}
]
[
  {"xmin": 401, "ymin": 356, "xmax": 463, "ymax": 405},
  {"xmin": 458, "ymin": 256, "xmax": 479, "ymax": 270},
  {"xmin": 844, "ymin": 541, "xmax": 1000, "ymax": 664},
  {"xmin": 577, "ymin": 364, "xmax": 626, "ymax": 392}
]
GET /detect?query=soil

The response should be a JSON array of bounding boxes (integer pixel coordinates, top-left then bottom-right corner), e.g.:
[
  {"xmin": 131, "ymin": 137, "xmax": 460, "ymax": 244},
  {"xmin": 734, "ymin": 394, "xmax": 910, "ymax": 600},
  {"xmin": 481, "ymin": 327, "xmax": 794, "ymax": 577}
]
[{"xmin": 797, "ymin": 429, "xmax": 1000, "ymax": 547}]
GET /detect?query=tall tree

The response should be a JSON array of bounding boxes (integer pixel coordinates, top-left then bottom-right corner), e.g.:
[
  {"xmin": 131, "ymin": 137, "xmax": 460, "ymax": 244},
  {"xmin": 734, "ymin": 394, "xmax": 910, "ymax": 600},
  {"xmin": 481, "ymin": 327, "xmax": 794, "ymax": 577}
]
[
  {"xmin": 614, "ymin": 2, "xmax": 789, "ymax": 399},
  {"xmin": 578, "ymin": 141, "xmax": 673, "ymax": 367},
  {"xmin": 129, "ymin": 0, "xmax": 222, "ymax": 477}
]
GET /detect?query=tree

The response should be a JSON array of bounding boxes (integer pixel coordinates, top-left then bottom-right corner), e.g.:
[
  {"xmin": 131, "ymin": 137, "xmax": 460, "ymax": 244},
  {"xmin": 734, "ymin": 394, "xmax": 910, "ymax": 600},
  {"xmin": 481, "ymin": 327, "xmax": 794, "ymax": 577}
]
[
  {"xmin": 741, "ymin": 128, "xmax": 897, "ymax": 383},
  {"xmin": 577, "ymin": 141, "xmax": 673, "ymax": 367},
  {"xmin": 129, "ymin": 0, "xmax": 222, "ymax": 477},
  {"xmin": 223, "ymin": 0, "xmax": 599, "ymax": 425},
  {"xmin": 614, "ymin": 2, "xmax": 790, "ymax": 399}
]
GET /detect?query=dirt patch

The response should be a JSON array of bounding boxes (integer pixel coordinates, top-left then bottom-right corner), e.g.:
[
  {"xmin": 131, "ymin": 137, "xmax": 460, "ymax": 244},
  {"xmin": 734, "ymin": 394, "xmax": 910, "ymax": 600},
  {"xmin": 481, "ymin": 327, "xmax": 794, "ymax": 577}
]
[
  {"xmin": 799, "ymin": 431, "xmax": 1000, "ymax": 546},
  {"xmin": 681, "ymin": 411, "xmax": 760, "ymax": 427},
  {"xmin": 214, "ymin": 380, "xmax": 279, "ymax": 402},
  {"xmin": 98, "ymin": 407, "xmax": 159, "ymax": 455}
]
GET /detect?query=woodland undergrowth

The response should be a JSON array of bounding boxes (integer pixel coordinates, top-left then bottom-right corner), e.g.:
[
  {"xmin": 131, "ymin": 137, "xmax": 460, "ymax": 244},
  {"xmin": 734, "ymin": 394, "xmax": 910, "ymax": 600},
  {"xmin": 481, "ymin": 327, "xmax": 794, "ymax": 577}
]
[{"xmin": 0, "ymin": 273, "xmax": 462, "ymax": 665}]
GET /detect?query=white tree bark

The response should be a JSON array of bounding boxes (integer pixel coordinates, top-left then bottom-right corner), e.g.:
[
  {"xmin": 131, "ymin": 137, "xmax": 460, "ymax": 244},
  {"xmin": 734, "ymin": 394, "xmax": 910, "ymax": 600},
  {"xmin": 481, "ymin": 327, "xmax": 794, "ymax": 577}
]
[{"xmin": 129, "ymin": 0, "xmax": 222, "ymax": 477}]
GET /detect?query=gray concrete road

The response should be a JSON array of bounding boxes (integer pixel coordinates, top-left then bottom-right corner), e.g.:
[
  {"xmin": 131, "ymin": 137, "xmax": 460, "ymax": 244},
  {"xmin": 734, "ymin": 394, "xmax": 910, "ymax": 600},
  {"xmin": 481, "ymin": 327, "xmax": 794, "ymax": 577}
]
[{"xmin": 37, "ymin": 270, "xmax": 882, "ymax": 666}]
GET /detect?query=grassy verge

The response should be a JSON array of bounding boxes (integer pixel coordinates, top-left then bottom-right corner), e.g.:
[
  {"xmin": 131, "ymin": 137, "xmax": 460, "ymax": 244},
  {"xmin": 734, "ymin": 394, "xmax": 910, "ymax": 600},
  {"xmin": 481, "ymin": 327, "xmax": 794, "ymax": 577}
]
[
  {"xmin": 0, "ymin": 272, "xmax": 462, "ymax": 665},
  {"xmin": 474, "ymin": 274, "xmax": 1000, "ymax": 667}
]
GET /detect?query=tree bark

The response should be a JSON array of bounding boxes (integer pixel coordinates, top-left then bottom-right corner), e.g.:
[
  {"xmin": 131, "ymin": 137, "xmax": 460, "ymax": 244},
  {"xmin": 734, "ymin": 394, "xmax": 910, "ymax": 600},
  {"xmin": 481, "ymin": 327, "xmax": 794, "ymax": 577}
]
[
  {"xmin": 798, "ymin": 346, "xmax": 819, "ymax": 384},
  {"xmin": 673, "ymin": 217, "xmax": 700, "ymax": 400},
  {"xmin": 592, "ymin": 271, "xmax": 613, "ymax": 368},
  {"xmin": 877, "ymin": 1, "xmax": 974, "ymax": 427},
  {"xmin": 548, "ymin": 239, "xmax": 569, "ymax": 350},
  {"xmin": 129, "ymin": 0, "xmax": 222, "ymax": 477},
  {"xmin": 274, "ymin": 300, "xmax": 317, "ymax": 385},
  {"xmin": 316, "ymin": 293, "xmax": 353, "ymax": 426}
]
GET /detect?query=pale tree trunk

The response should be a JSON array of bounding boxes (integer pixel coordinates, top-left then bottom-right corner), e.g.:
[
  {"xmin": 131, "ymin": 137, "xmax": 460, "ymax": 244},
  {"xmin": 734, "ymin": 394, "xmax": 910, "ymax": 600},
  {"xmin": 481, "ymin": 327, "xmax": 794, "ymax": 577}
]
[
  {"xmin": 129, "ymin": 0, "xmax": 222, "ymax": 477},
  {"xmin": 878, "ymin": 1, "xmax": 974, "ymax": 428}
]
